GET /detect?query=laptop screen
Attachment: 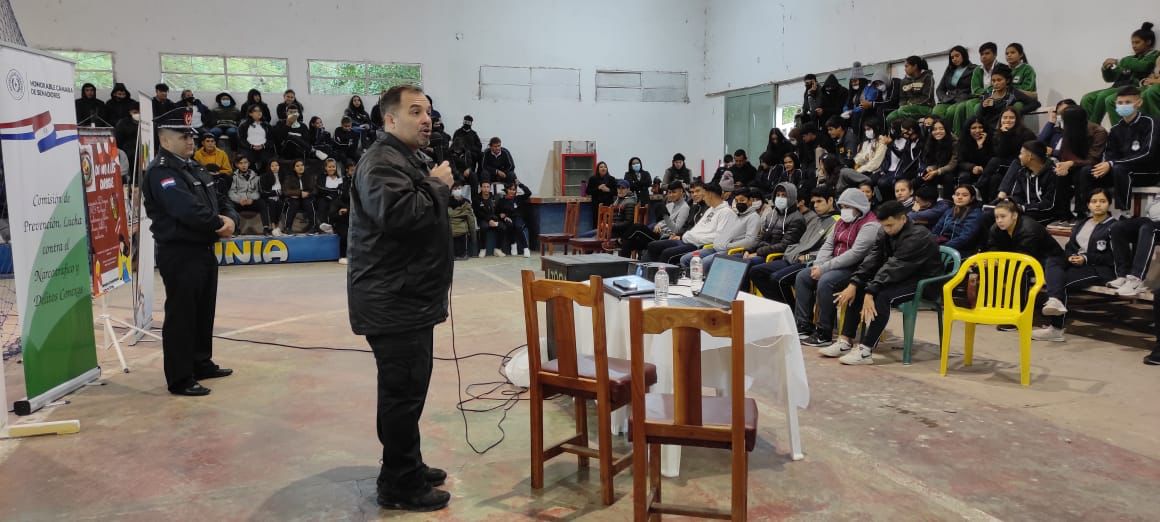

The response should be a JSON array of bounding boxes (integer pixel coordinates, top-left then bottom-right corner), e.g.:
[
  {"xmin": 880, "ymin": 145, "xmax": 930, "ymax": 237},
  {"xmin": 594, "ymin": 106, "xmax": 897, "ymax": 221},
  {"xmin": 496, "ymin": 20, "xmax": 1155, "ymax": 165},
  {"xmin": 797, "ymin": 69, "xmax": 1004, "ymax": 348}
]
[{"xmin": 699, "ymin": 256, "xmax": 747, "ymax": 303}]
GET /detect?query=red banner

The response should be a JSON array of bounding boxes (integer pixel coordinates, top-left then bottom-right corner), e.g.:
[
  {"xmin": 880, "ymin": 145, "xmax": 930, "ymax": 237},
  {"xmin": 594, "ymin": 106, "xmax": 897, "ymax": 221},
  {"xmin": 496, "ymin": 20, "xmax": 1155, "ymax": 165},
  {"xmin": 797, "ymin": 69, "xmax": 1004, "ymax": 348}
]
[{"xmin": 79, "ymin": 127, "xmax": 131, "ymax": 296}]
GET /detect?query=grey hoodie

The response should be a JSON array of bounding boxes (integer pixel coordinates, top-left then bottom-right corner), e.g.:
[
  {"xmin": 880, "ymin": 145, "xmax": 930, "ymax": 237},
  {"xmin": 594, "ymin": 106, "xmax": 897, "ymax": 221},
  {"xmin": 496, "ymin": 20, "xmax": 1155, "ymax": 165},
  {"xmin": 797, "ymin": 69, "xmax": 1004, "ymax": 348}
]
[
  {"xmin": 713, "ymin": 202, "xmax": 763, "ymax": 253},
  {"xmin": 753, "ymin": 182, "xmax": 806, "ymax": 257}
]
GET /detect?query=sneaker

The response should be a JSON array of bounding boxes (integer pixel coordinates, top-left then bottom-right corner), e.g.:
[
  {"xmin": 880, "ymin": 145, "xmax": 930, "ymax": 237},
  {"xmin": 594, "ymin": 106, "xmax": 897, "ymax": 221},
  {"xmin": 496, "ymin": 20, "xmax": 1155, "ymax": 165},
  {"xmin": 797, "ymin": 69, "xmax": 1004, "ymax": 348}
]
[
  {"xmin": 524, "ymin": 250, "xmax": 531, "ymax": 258},
  {"xmin": 377, "ymin": 486, "xmax": 450, "ymax": 512},
  {"xmin": 819, "ymin": 338, "xmax": 852, "ymax": 357},
  {"xmin": 1041, "ymin": 297, "xmax": 1068, "ymax": 316},
  {"xmin": 271, "ymin": 227, "xmax": 284, "ymax": 237},
  {"xmin": 839, "ymin": 345, "xmax": 874, "ymax": 365},
  {"xmin": 263, "ymin": 227, "xmax": 272, "ymax": 236},
  {"xmin": 996, "ymin": 324, "xmax": 1017, "ymax": 332},
  {"xmin": 1144, "ymin": 349, "xmax": 1160, "ymax": 365},
  {"xmin": 495, "ymin": 250, "xmax": 506, "ymax": 257},
  {"xmin": 1031, "ymin": 326, "xmax": 1065, "ymax": 342},
  {"xmin": 1116, "ymin": 276, "xmax": 1144, "ymax": 296},
  {"xmin": 319, "ymin": 223, "xmax": 334, "ymax": 233},
  {"xmin": 801, "ymin": 334, "xmax": 832, "ymax": 347},
  {"xmin": 478, "ymin": 252, "xmax": 487, "ymax": 259},
  {"xmin": 511, "ymin": 246, "xmax": 519, "ymax": 256},
  {"xmin": 337, "ymin": 257, "xmax": 348, "ymax": 265},
  {"xmin": 1107, "ymin": 277, "xmax": 1128, "ymax": 289}
]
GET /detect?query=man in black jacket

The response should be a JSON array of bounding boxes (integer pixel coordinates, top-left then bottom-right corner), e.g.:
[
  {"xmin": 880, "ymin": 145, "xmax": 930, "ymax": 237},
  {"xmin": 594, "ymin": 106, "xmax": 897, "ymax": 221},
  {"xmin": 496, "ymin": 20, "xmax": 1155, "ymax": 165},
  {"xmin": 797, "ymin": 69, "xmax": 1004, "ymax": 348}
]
[
  {"xmin": 1009, "ymin": 141, "xmax": 1059, "ymax": 223},
  {"xmin": 830, "ymin": 200, "xmax": 942, "ymax": 365},
  {"xmin": 347, "ymin": 85, "xmax": 454, "ymax": 512},
  {"xmin": 142, "ymin": 107, "xmax": 238, "ymax": 397},
  {"xmin": 826, "ymin": 116, "xmax": 859, "ymax": 168},
  {"xmin": 730, "ymin": 149, "xmax": 758, "ymax": 187},
  {"xmin": 480, "ymin": 136, "xmax": 516, "ymax": 185}
]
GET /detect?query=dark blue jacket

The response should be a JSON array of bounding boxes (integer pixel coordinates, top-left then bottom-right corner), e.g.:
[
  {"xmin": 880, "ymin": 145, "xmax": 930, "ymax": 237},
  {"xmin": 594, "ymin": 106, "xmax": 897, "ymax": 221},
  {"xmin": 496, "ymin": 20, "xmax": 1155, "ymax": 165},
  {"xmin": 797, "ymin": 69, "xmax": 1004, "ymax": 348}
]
[{"xmin": 931, "ymin": 206, "xmax": 983, "ymax": 253}]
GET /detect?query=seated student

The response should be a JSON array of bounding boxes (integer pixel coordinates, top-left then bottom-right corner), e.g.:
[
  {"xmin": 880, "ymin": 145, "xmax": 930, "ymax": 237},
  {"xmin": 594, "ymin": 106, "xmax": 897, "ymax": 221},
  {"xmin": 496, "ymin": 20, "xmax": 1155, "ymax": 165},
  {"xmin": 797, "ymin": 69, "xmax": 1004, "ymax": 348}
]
[
  {"xmin": 333, "ymin": 117, "xmax": 362, "ymax": 165},
  {"xmin": 680, "ymin": 188, "xmax": 762, "ymax": 272},
  {"xmin": 710, "ymin": 153, "xmax": 734, "ymax": 185},
  {"xmin": 957, "ymin": 116, "xmax": 994, "ymax": 188},
  {"xmin": 751, "ymin": 185, "xmax": 839, "ymax": 308},
  {"xmin": 473, "ymin": 182, "xmax": 503, "ymax": 257},
  {"xmin": 1041, "ymin": 105, "xmax": 1108, "ymax": 221},
  {"xmin": 932, "ymin": 184, "xmax": 985, "ymax": 254},
  {"xmin": 858, "ymin": 181, "xmax": 878, "ymax": 209},
  {"xmin": 1109, "ymin": 197, "xmax": 1160, "ymax": 296},
  {"xmin": 976, "ymin": 64, "xmax": 1040, "ymax": 132},
  {"xmin": 307, "ymin": 116, "xmax": 337, "ymax": 160},
  {"xmin": 193, "ymin": 134, "xmax": 232, "ymax": 199},
  {"xmin": 860, "ymin": 71, "xmax": 901, "ymax": 135},
  {"xmin": 663, "ymin": 153, "xmax": 693, "ymax": 188},
  {"xmin": 226, "ymin": 156, "xmax": 271, "ymax": 235},
  {"xmin": 825, "ymin": 200, "xmax": 944, "ymax": 364},
  {"xmin": 894, "ymin": 178, "xmax": 916, "ymax": 211},
  {"xmin": 209, "ymin": 93, "xmax": 240, "ymax": 142},
  {"xmin": 986, "ymin": 200, "xmax": 1066, "ymax": 332},
  {"xmin": 812, "ymin": 75, "xmax": 848, "ymax": 126},
  {"xmin": 1082, "ymin": 22, "xmax": 1157, "ymax": 125},
  {"xmin": 934, "ymin": 47, "xmax": 979, "ymax": 135},
  {"xmin": 797, "ymin": 188, "xmax": 881, "ymax": 347},
  {"xmin": 853, "ymin": 118, "xmax": 888, "ymax": 176},
  {"xmin": 273, "ymin": 107, "xmax": 311, "ymax": 160},
  {"xmin": 239, "ymin": 89, "xmax": 271, "ymax": 124},
  {"xmin": 496, "ymin": 181, "xmax": 533, "ymax": 257},
  {"xmin": 825, "ymin": 116, "xmax": 858, "ymax": 168},
  {"xmin": 645, "ymin": 182, "xmax": 735, "ymax": 264},
  {"xmin": 620, "ymin": 181, "xmax": 690, "ymax": 258},
  {"xmin": 1034, "ymin": 188, "xmax": 1120, "ymax": 341},
  {"xmin": 1078, "ymin": 87, "xmax": 1160, "ymax": 213},
  {"xmin": 795, "ymin": 123, "xmax": 834, "ymax": 179},
  {"xmin": 1008, "ymin": 140, "xmax": 1059, "ymax": 224},
  {"xmin": 917, "ymin": 117, "xmax": 958, "ymax": 198},
  {"xmin": 728, "ymin": 149, "xmax": 757, "ymax": 188},
  {"xmin": 621, "ymin": 157, "xmax": 653, "ymax": 205},
  {"xmin": 886, "ymin": 56, "xmax": 935, "ymax": 125},
  {"xmin": 448, "ymin": 182, "xmax": 477, "ymax": 261},
  {"xmin": 958, "ymin": 42, "xmax": 1001, "ymax": 133},
  {"xmin": 1005, "ymin": 43, "xmax": 1038, "ymax": 99},
  {"xmin": 989, "ymin": 107, "xmax": 1039, "ymax": 202},
  {"xmin": 481, "ymin": 137, "xmax": 517, "ymax": 186},
  {"xmin": 1143, "ymin": 52, "xmax": 1160, "ymax": 117},
  {"xmin": 753, "ymin": 155, "xmax": 778, "ymax": 197},
  {"xmin": 876, "ymin": 118, "xmax": 922, "ymax": 198},
  {"xmin": 281, "ymin": 159, "xmax": 316, "ymax": 234},
  {"xmin": 260, "ymin": 159, "xmax": 284, "ymax": 236},
  {"xmin": 737, "ymin": 183, "xmax": 806, "ymax": 277},
  {"xmin": 606, "ymin": 180, "xmax": 638, "ymax": 237},
  {"xmin": 315, "ymin": 158, "xmax": 344, "ymax": 233},
  {"xmin": 908, "ymin": 185, "xmax": 950, "ymax": 227},
  {"xmin": 275, "ymin": 89, "xmax": 304, "ymax": 121},
  {"xmin": 239, "ymin": 104, "xmax": 274, "ymax": 167},
  {"xmin": 344, "ymin": 95, "xmax": 373, "ymax": 146},
  {"xmin": 760, "ymin": 129, "xmax": 795, "ymax": 176},
  {"xmin": 818, "ymin": 152, "xmax": 868, "ymax": 193}
]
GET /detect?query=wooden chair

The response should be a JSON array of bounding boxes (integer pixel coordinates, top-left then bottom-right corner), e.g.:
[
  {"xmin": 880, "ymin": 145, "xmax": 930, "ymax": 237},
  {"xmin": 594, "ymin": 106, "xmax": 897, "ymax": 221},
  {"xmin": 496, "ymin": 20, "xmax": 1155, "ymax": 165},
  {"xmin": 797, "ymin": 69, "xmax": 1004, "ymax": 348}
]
[
  {"xmin": 521, "ymin": 271, "xmax": 658, "ymax": 505},
  {"xmin": 568, "ymin": 205, "xmax": 613, "ymax": 255},
  {"xmin": 628, "ymin": 298, "xmax": 756, "ymax": 521},
  {"xmin": 633, "ymin": 204, "xmax": 648, "ymax": 225},
  {"xmin": 538, "ymin": 201, "xmax": 580, "ymax": 256}
]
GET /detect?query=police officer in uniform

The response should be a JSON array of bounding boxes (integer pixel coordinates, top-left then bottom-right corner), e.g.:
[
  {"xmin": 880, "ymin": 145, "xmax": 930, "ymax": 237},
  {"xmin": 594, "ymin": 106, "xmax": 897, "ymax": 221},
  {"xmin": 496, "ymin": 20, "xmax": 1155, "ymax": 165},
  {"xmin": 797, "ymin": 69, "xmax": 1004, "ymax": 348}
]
[{"xmin": 143, "ymin": 107, "xmax": 239, "ymax": 396}]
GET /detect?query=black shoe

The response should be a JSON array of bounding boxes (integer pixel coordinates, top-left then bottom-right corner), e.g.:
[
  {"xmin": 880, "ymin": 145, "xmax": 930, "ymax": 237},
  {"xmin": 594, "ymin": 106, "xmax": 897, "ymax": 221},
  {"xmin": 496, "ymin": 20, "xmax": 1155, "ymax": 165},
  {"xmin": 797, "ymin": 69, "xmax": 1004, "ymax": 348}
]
[
  {"xmin": 377, "ymin": 486, "xmax": 450, "ymax": 512},
  {"xmin": 195, "ymin": 367, "xmax": 234, "ymax": 380},
  {"xmin": 169, "ymin": 382, "xmax": 211, "ymax": 396},
  {"xmin": 1145, "ymin": 349, "xmax": 1160, "ymax": 366},
  {"xmin": 996, "ymin": 325, "xmax": 1017, "ymax": 332},
  {"xmin": 424, "ymin": 467, "xmax": 447, "ymax": 487},
  {"xmin": 801, "ymin": 334, "xmax": 832, "ymax": 347}
]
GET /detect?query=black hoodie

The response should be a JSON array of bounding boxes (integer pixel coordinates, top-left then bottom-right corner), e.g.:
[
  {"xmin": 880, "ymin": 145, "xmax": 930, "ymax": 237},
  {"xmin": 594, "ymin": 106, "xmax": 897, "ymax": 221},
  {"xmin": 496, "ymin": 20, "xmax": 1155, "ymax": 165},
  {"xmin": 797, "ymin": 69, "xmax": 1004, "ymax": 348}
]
[
  {"xmin": 103, "ymin": 83, "xmax": 138, "ymax": 124},
  {"xmin": 211, "ymin": 93, "xmax": 241, "ymax": 128},
  {"xmin": 239, "ymin": 89, "xmax": 272, "ymax": 123},
  {"xmin": 344, "ymin": 98, "xmax": 372, "ymax": 127},
  {"xmin": 75, "ymin": 83, "xmax": 106, "ymax": 124},
  {"xmin": 818, "ymin": 75, "xmax": 849, "ymax": 124}
]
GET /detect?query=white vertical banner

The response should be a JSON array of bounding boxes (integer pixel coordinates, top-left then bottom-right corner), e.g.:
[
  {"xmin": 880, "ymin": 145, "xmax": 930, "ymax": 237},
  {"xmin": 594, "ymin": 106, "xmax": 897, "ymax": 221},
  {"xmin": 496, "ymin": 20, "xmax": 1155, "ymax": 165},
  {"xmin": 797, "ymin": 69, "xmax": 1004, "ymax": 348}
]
[
  {"xmin": 0, "ymin": 43, "xmax": 99, "ymax": 416},
  {"xmin": 128, "ymin": 94, "xmax": 154, "ymax": 343}
]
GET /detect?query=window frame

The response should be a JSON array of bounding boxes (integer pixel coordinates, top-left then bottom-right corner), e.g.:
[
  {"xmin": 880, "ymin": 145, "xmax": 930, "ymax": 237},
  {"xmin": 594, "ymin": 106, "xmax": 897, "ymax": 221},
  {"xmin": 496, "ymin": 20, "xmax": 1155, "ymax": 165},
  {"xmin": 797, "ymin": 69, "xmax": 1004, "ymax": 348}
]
[
  {"xmin": 305, "ymin": 59, "xmax": 423, "ymax": 96},
  {"xmin": 159, "ymin": 52, "xmax": 289, "ymax": 93},
  {"xmin": 48, "ymin": 49, "xmax": 116, "ymax": 90},
  {"xmin": 595, "ymin": 69, "xmax": 689, "ymax": 103},
  {"xmin": 478, "ymin": 65, "xmax": 582, "ymax": 103}
]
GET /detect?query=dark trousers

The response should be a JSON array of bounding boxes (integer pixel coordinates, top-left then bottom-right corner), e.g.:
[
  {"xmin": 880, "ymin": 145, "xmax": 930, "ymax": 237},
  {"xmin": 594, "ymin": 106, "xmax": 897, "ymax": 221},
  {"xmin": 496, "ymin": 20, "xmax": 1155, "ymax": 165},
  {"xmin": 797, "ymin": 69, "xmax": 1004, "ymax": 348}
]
[
  {"xmin": 620, "ymin": 224, "xmax": 659, "ymax": 257},
  {"xmin": 1043, "ymin": 256, "xmax": 1115, "ymax": 328},
  {"xmin": 243, "ymin": 146, "xmax": 274, "ymax": 169},
  {"xmin": 1111, "ymin": 217, "xmax": 1158, "ymax": 278},
  {"xmin": 478, "ymin": 227, "xmax": 499, "ymax": 255},
  {"xmin": 794, "ymin": 267, "xmax": 853, "ymax": 339},
  {"xmin": 334, "ymin": 212, "xmax": 350, "ymax": 257},
  {"xmin": 751, "ymin": 260, "xmax": 806, "ymax": 311},
  {"xmin": 157, "ymin": 244, "xmax": 218, "ymax": 389},
  {"xmin": 283, "ymin": 196, "xmax": 316, "ymax": 232},
  {"xmin": 914, "ymin": 170, "xmax": 955, "ymax": 200},
  {"xmin": 315, "ymin": 195, "xmax": 338, "ymax": 226},
  {"xmin": 367, "ymin": 328, "xmax": 435, "ymax": 493},
  {"xmin": 647, "ymin": 239, "xmax": 697, "ymax": 264},
  {"xmin": 501, "ymin": 216, "xmax": 528, "ymax": 254},
  {"xmin": 235, "ymin": 200, "xmax": 271, "ymax": 230},
  {"xmin": 1077, "ymin": 165, "xmax": 1160, "ymax": 212},
  {"xmin": 840, "ymin": 281, "xmax": 922, "ymax": 349}
]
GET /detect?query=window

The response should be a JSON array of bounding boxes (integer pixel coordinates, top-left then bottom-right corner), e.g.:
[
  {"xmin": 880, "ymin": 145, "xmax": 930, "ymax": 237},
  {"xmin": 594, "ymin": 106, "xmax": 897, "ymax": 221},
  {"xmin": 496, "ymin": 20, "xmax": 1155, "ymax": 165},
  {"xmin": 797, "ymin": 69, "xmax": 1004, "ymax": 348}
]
[
  {"xmin": 307, "ymin": 60, "xmax": 422, "ymax": 95},
  {"xmin": 479, "ymin": 66, "xmax": 580, "ymax": 102},
  {"xmin": 49, "ymin": 50, "xmax": 114, "ymax": 89},
  {"xmin": 595, "ymin": 70, "xmax": 688, "ymax": 103},
  {"xmin": 160, "ymin": 53, "xmax": 287, "ymax": 92}
]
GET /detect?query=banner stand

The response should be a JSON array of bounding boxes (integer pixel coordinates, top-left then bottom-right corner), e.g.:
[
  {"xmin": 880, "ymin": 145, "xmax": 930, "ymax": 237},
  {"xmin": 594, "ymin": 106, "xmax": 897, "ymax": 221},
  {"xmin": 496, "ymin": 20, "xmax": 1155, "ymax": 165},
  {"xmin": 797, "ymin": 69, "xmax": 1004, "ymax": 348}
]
[
  {"xmin": 12, "ymin": 366, "xmax": 100, "ymax": 416},
  {"xmin": 95, "ymin": 293, "xmax": 159, "ymax": 373}
]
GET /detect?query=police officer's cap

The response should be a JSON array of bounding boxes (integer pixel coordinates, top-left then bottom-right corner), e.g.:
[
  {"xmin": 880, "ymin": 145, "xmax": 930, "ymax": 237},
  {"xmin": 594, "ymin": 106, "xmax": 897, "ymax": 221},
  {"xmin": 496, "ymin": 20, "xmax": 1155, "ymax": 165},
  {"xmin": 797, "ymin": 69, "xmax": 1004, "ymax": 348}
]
[{"xmin": 155, "ymin": 107, "xmax": 196, "ymax": 134}]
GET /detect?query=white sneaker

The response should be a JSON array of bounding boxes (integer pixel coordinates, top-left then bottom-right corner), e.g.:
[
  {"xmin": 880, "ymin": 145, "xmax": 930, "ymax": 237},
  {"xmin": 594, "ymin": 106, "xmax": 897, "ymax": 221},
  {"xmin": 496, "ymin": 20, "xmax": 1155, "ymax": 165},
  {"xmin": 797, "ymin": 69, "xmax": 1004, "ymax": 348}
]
[
  {"xmin": 478, "ymin": 252, "xmax": 486, "ymax": 259},
  {"xmin": 272, "ymin": 227, "xmax": 284, "ymax": 237},
  {"xmin": 511, "ymin": 246, "xmax": 519, "ymax": 256},
  {"xmin": 495, "ymin": 250, "xmax": 506, "ymax": 257},
  {"xmin": 1032, "ymin": 326, "xmax": 1066, "ymax": 342},
  {"xmin": 819, "ymin": 339, "xmax": 852, "ymax": 357},
  {"xmin": 1107, "ymin": 277, "xmax": 1128, "ymax": 289},
  {"xmin": 1117, "ymin": 276, "xmax": 1144, "ymax": 296},
  {"xmin": 1041, "ymin": 297, "xmax": 1068, "ymax": 316},
  {"xmin": 337, "ymin": 257, "xmax": 348, "ymax": 265},
  {"xmin": 319, "ymin": 223, "xmax": 334, "ymax": 234},
  {"xmin": 524, "ymin": 250, "xmax": 531, "ymax": 258},
  {"xmin": 839, "ymin": 345, "xmax": 874, "ymax": 365}
]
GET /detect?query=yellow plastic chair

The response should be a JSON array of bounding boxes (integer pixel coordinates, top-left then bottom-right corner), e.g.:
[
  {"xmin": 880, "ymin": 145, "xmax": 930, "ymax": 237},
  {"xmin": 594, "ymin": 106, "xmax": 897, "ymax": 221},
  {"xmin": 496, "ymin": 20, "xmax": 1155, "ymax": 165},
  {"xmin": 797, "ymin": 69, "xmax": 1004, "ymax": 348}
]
[
  {"xmin": 939, "ymin": 252, "xmax": 1044, "ymax": 387},
  {"xmin": 726, "ymin": 249, "xmax": 783, "ymax": 296}
]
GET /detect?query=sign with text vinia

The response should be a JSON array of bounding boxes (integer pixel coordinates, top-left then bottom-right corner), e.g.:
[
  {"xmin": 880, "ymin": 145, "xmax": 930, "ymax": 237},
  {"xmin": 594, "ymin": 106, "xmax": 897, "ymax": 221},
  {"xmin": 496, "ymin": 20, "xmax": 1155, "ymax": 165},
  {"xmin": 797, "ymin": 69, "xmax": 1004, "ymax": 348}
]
[{"xmin": 0, "ymin": 44, "xmax": 98, "ymax": 410}]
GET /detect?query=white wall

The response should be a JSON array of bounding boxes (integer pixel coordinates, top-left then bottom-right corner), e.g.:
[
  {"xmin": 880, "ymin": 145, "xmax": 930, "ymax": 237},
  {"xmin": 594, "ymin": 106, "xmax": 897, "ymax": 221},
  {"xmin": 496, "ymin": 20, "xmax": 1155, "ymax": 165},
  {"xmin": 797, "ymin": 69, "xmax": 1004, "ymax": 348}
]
[
  {"xmin": 12, "ymin": 0, "xmax": 710, "ymax": 194},
  {"xmin": 702, "ymin": 0, "xmax": 1160, "ymax": 154}
]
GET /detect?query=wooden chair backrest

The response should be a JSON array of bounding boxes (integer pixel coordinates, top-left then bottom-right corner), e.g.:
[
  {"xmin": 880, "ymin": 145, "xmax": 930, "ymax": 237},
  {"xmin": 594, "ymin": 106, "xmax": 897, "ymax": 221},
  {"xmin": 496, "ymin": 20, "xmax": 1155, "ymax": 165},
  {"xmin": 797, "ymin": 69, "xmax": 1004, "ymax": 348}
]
[
  {"xmin": 521, "ymin": 270, "xmax": 609, "ymax": 396},
  {"xmin": 633, "ymin": 204, "xmax": 648, "ymax": 225},
  {"xmin": 628, "ymin": 298, "xmax": 746, "ymax": 447},
  {"xmin": 595, "ymin": 205, "xmax": 614, "ymax": 241},
  {"xmin": 563, "ymin": 201, "xmax": 580, "ymax": 236}
]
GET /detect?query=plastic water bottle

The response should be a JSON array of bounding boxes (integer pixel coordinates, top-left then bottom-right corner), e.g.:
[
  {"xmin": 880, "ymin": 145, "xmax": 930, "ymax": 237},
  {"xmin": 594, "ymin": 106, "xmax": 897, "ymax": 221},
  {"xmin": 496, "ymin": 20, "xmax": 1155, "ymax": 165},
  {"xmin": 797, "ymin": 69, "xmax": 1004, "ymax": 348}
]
[
  {"xmin": 690, "ymin": 251, "xmax": 703, "ymax": 286},
  {"xmin": 654, "ymin": 269, "xmax": 669, "ymax": 306}
]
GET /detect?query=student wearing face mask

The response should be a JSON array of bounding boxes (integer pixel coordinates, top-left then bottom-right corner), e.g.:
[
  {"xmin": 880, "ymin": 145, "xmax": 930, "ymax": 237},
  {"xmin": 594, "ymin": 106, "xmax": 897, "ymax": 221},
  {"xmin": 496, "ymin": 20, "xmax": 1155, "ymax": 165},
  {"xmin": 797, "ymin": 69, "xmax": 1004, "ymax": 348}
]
[
  {"xmin": 1082, "ymin": 23, "xmax": 1157, "ymax": 125},
  {"xmin": 448, "ymin": 182, "xmax": 478, "ymax": 260},
  {"xmin": 876, "ymin": 119, "xmax": 921, "ymax": 199},
  {"xmin": 751, "ymin": 185, "xmax": 840, "ymax": 309},
  {"xmin": 796, "ymin": 188, "xmax": 881, "ymax": 347},
  {"xmin": 736, "ymin": 183, "xmax": 806, "ymax": 275},
  {"xmin": 209, "ymin": 92, "xmax": 240, "ymax": 142},
  {"xmin": 854, "ymin": 118, "xmax": 888, "ymax": 176},
  {"xmin": 1078, "ymin": 86, "xmax": 1160, "ymax": 213},
  {"xmin": 623, "ymin": 157, "xmax": 652, "ymax": 204},
  {"xmin": 679, "ymin": 188, "xmax": 762, "ymax": 273},
  {"xmin": 851, "ymin": 72, "xmax": 889, "ymax": 135}
]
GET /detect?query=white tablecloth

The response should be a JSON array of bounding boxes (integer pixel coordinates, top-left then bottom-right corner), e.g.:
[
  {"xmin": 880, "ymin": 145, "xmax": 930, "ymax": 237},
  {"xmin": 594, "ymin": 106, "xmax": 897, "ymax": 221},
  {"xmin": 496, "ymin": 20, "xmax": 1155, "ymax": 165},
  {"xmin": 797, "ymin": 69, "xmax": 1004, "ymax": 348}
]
[{"xmin": 565, "ymin": 285, "xmax": 810, "ymax": 477}]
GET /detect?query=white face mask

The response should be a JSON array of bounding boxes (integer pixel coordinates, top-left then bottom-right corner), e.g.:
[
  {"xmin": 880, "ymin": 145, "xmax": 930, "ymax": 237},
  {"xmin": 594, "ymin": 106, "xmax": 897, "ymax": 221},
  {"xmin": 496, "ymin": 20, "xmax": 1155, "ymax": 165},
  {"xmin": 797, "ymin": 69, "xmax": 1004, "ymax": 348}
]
[
  {"xmin": 750, "ymin": 200, "xmax": 763, "ymax": 211},
  {"xmin": 774, "ymin": 196, "xmax": 788, "ymax": 210},
  {"xmin": 840, "ymin": 208, "xmax": 858, "ymax": 223},
  {"xmin": 865, "ymin": 130, "xmax": 875, "ymax": 140}
]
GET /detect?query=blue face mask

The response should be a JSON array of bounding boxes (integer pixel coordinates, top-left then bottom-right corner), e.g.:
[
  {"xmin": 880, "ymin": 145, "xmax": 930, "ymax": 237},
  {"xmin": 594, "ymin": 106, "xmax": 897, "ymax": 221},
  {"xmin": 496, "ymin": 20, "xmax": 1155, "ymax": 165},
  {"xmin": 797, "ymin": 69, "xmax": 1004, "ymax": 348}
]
[
  {"xmin": 221, "ymin": 99, "xmax": 231, "ymax": 107},
  {"xmin": 1115, "ymin": 103, "xmax": 1136, "ymax": 118},
  {"xmin": 631, "ymin": 163, "xmax": 641, "ymax": 172}
]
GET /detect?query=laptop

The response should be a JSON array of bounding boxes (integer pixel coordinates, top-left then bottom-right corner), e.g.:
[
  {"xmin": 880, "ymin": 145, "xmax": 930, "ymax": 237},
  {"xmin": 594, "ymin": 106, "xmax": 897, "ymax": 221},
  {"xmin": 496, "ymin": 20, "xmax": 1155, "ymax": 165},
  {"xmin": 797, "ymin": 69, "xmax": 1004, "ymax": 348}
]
[{"xmin": 665, "ymin": 255, "xmax": 748, "ymax": 310}]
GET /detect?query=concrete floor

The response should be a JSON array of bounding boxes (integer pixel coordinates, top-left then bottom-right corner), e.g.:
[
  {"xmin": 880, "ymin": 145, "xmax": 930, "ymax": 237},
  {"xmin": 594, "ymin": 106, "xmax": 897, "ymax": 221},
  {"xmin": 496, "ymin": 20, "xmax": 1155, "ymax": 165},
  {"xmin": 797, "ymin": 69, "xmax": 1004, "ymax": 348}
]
[{"xmin": 2, "ymin": 256, "xmax": 1158, "ymax": 521}]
